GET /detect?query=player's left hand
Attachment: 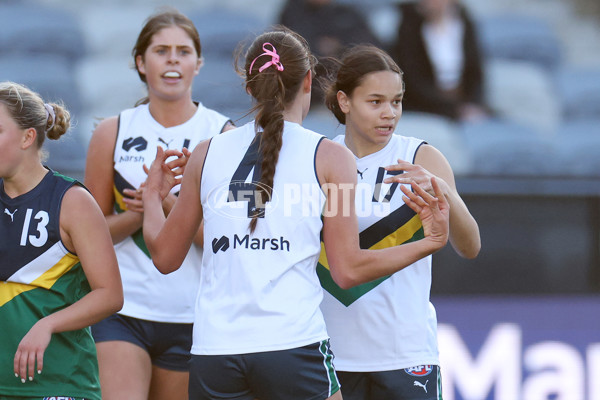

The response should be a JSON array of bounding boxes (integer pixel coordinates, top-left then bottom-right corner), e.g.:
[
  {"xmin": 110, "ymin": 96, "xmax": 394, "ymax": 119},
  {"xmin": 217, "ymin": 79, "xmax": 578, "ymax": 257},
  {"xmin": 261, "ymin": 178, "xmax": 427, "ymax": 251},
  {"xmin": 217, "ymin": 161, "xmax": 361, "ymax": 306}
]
[
  {"xmin": 400, "ymin": 177, "xmax": 450, "ymax": 250},
  {"xmin": 14, "ymin": 319, "xmax": 52, "ymax": 383},
  {"xmin": 144, "ymin": 147, "xmax": 188, "ymax": 201}
]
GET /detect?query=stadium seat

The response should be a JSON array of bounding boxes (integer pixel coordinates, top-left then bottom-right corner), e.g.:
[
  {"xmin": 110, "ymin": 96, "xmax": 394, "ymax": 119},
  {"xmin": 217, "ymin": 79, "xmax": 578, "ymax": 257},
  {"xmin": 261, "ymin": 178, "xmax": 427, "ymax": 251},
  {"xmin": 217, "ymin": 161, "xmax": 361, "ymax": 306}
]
[
  {"xmin": 303, "ymin": 108, "xmax": 344, "ymax": 140},
  {"xmin": 458, "ymin": 118, "xmax": 559, "ymax": 177},
  {"xmin": 553, "ymin": 119, "xmax": 600, "ymax": 177},
  {"xmin": 484, "ymin": 59, "xmax": 561, "ymax": 135},
  {"xmin": 0, "ymin": 2, "xmax": 87, "ymax": 62},
  {"xmin": 557, "ymin": 66, "xmax": 600, "ymax": 121},
  {"xmin": 41, "ymin": 129, "xmax": 88, "ymax": 182},
  {"xmin": 75, "ymin": 56, "xmax": 146, "ymax": 119},
  {"xmin": 191, "ymin": 55, "xmax": 252, "ymax": 125},
  {"xmin": 76, "ymin": 5, "xmax": 148, "ymax": 57},
  {"xmin": 188, "ymin": 7, "xmax": 268, "ymax": 59},
  {"xmin": 0, "ymin": 54, "xmax": 87, "ymax": 180},
  {"xmin": 0, "ymin": 55, "xmax": 83, "ymax": 118},
  {"xmin": 396, "ymin": 112, "xmax": 473, "ymax": 176},
  {"xmin": 477, "ymin": 13, "xmax": 563, "ymax": 72}
]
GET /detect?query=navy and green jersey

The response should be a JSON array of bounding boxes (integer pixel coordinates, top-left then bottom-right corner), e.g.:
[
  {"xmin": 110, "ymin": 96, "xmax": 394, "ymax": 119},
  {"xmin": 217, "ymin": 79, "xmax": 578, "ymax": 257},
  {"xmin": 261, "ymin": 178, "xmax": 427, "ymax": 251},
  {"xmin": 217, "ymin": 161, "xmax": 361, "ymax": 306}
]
[{"xmin": 0, "ymin": 170, "xmax": 100, "ymax": 399}]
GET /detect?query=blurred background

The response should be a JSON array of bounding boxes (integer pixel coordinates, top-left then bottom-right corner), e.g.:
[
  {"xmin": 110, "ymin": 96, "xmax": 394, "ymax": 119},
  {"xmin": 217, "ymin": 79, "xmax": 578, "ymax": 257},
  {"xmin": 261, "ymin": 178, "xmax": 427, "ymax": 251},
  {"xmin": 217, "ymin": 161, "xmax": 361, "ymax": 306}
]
[{"xmin": 1, "ymin": 0, "xmax": 599, "ymax": 398}]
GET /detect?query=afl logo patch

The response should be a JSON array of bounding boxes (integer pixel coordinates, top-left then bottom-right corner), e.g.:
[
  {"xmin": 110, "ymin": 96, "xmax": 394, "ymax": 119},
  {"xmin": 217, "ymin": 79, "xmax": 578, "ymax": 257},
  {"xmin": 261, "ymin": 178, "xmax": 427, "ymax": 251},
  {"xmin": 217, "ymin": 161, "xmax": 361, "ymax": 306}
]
[{"xmin": 404, "ymin": 365, "xmax": 433, "ymax": 377}]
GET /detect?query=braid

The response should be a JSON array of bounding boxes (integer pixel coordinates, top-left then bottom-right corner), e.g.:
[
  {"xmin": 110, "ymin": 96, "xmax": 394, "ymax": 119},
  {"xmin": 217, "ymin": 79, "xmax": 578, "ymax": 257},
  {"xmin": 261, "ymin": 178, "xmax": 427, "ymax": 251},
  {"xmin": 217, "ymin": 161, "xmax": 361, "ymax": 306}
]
[
  {"xmin": 249, "ymin": 74, "xmax": 285, "ymax": 232},
  {"xmin": 239, "ymin": 27, "xmax": 316, "ymax": 233}
]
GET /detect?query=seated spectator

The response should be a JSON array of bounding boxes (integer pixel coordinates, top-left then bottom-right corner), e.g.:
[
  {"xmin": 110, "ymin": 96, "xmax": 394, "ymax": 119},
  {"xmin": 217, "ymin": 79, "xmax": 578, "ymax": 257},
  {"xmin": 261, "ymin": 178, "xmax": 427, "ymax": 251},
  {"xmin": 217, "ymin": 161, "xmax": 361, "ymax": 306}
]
[
  {"xmin": 278, "ymin": 0, "xmax": 381, "ymax": 105},
  {"xmin": 390, "ymin": 0, "xmax": 491, "ymax": 122}
]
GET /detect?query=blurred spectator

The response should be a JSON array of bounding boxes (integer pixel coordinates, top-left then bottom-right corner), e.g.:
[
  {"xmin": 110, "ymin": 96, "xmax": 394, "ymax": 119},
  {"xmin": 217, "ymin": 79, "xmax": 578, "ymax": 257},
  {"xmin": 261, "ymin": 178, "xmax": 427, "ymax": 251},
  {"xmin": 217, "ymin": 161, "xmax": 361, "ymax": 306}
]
[
  {"xmin": 390, "ymin": 0, "xmax": 491, "ymax": 122},
  {"xmin": 278, "ymin": 0, "xmax": 381, "ymax": 106}
]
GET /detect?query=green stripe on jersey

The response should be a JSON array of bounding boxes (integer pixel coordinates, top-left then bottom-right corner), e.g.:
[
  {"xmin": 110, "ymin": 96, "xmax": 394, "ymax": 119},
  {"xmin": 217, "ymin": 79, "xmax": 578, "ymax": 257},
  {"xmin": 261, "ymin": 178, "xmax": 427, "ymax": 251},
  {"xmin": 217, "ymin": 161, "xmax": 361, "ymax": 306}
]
[
  {"xmin": 112, "ymin": 171, "xmax": 151, "ymax": 258},
  {"xmin": 0, "ymin": 264, "xmax": 100, "ymax": 399},
  {"xmin": 318, "ymin": 212, "xmax": 424, "ymax": 306}
]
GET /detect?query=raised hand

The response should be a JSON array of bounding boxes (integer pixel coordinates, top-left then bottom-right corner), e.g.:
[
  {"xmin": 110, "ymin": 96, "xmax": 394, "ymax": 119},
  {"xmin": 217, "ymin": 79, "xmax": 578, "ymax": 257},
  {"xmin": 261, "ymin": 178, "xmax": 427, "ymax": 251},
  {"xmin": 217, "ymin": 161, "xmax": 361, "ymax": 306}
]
[
  {"xmin": 144, "ymin": 147, "xmax": 187, "ymax": 201},
  {"xmin": 384, "ymin": 158, "xmax": 448, "ymax": 197},
  {"xmin": 400, "ymin": 177, "xmax": 449, "ymax": 249}
]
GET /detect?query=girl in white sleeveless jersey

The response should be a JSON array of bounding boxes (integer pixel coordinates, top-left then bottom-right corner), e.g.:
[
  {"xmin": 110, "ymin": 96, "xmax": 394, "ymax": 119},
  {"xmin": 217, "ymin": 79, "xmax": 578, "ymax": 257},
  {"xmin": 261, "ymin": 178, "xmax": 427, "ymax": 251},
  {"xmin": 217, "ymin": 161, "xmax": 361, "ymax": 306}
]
[
  {"xmin": 84, "ymin": 9, "xmax": 233, "ymax": 400},
  {"xmin": 141, "ymin": 28, "xmax": 450, "ymax": 400},
  {"xmin": 319, "ymin": 45, "xmax": 481, "ymax": 400}
]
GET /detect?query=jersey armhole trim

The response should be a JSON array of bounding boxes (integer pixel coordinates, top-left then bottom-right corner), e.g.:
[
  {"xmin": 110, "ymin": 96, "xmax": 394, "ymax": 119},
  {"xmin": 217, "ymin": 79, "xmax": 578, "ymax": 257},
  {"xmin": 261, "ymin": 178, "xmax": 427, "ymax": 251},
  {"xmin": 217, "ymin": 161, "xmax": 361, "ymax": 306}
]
[
  {"xmin": 220, "ymin": 120, "xmax": 234, "ymax": 133},
  {"xmin": 59, "ymin": 180, "xmax": 84, "ymax": 256},
  {"xmin": 412, "ymin": 140, "xmax": 428, "ymax": 164},
  {"xmin": 199, "ymin": 138, "xmax": 214, "ymax": 190},
  {"xmin": 314, "ymin": 136, "xmax": 326, "ymax": 192},
  {"xmin": 112, "ymin": 114, "xmax": 122, "ymax": 161}
]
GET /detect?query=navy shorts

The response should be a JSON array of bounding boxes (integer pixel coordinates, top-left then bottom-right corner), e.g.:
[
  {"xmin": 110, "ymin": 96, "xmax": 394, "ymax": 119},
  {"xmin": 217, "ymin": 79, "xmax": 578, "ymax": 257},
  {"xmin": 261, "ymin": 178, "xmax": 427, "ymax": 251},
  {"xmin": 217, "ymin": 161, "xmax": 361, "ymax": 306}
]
[
  {"xmin": 91, "ymin": 313, "xmax": 193, "ymax": 372},
  {"xmin": 337, "ymin": 364, "xmax": 443, "ymax": 400},
  {"xmin": 189, "ymin": 340, "xmax": 340, "ymax": 400}
]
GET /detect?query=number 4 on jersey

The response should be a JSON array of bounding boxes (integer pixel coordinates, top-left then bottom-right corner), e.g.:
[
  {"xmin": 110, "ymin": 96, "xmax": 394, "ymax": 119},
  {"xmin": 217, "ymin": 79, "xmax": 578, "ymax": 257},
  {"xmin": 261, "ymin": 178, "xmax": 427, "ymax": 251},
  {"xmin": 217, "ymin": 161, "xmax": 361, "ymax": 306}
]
[{"xmin": 228, "ymin": 138, "xmax": 270, "ymax": 218}]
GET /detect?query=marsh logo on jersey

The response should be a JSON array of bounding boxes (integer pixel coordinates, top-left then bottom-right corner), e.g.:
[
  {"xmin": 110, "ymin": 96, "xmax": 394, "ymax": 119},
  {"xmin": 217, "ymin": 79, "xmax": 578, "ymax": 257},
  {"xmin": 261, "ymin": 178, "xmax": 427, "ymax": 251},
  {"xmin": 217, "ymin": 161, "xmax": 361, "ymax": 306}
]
[
  {"xmin": 211, "ymin": 234, "xmax": 290, "ymax": 253},
  {"xmin": 405, "ymin": 365, "xmax": 433, "ymax": 377},
  {"xmin": 212, "ymin": 235, "xmax": 230, "ymax": 253},
  {"xmin": 122, "ymin": 136, "xmax": 148, "ymax": 152}
]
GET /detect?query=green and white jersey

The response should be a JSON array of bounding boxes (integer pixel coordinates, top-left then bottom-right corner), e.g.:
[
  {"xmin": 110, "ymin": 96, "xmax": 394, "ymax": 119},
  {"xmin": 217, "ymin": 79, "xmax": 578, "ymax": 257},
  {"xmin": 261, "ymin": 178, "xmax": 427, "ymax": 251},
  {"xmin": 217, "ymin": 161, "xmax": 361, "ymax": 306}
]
[
  {"xmin": 319, "ymin": 134, "xmax": 440, "ymax": 372},
  {"xmin": 113, "ymin": 102, "xmax": 230, "ymax": 322},
  {"xmin": 0, "ymin": 170, "xmax": 100, "ymax": 399},
  {"xmin": 196, "ymin": 121, "xmax": 328, "ymax": 355}
]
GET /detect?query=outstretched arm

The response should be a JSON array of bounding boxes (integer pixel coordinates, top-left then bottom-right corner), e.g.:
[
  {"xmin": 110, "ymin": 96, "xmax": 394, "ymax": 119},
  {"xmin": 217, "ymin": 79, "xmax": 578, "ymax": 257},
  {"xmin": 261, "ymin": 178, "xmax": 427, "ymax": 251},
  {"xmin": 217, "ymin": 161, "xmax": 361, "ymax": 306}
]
[
  {"xmin": 384, "ymin": 144, "xmax": 481, "ymax": 258},
  {"xmin": 317, "ymin": 140, "xmax": 449, "ymax": 289},
  {"xmin": 142, "ymin": 143, "xmax": 207, "ymax": 273}
]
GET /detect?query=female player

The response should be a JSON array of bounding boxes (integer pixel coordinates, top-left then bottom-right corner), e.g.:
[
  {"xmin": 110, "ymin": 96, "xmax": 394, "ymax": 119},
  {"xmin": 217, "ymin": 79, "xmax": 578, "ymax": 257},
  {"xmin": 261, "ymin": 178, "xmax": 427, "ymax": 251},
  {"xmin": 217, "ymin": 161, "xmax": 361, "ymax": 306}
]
[
  {"xmin": 141, "ymin": 28, "xmax": 450, "ymax": 400},
  {"xmin": 319, "ymin": 44, "xmax": 481, "ymax": 399},
  {"xmin": 0, "ymin": 81, "xmax": 123, "ymax": 399},
  {"xmin": 84, "ymin": 9, "xmax": 233, "ymax": 400}
]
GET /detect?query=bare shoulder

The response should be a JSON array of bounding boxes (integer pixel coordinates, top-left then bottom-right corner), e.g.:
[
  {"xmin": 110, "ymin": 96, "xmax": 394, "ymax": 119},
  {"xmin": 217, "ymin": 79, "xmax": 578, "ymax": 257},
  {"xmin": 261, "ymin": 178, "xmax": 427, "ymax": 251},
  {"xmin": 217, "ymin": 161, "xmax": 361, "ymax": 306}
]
[
  {"xmin": 190, "ymin": 138, "xmax": 211, "ymax": 166},
  {"xmin": 318, "ymin": 139, "xmax": 355, "ymax": 163},
  {"xmin": 316, "ymin": 138, "xmax": 357, "ymax": 184},
  {"xmin": 415, "ymin": 143, "xmax": 452, "ymax": 169},
  {"xmin": 62, "ymin": 185, "xmax": 102, "ymax": 216},
  {"xmin": 416, "ymin": 143, "xmax": 446, "ymax": 161},
  {"xmin": 88, "ymin": 116, "xmax": 119, "ymax": 147},
  {"xmin": 185, "ymin": 138, "xmax": 212, "ymax": 184},
  {"xmin": 415, "ymin": 143, "xmax": 455, "ymax": 185}
]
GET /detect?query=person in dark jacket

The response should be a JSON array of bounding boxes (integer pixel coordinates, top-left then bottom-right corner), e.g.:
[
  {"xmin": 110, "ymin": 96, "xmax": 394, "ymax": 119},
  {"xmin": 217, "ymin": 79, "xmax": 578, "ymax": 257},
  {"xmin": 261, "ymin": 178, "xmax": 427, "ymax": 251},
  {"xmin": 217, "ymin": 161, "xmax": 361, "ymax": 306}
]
[
  {"xmin": 279, "ymin": 0, "xmax": 382, "ymax": 106},
  {"xmin": 390, "ymin": 0, "xmax": 491, "ymax": 121}
]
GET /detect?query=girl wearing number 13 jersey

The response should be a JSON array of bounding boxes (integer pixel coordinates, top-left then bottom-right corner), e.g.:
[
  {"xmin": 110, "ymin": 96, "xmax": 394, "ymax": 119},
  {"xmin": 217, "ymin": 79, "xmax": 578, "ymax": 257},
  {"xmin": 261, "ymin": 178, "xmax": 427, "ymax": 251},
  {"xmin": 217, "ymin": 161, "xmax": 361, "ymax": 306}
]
[{"xmin": 0, "ymin": 81, "xmax": 122, "ymax": 400}]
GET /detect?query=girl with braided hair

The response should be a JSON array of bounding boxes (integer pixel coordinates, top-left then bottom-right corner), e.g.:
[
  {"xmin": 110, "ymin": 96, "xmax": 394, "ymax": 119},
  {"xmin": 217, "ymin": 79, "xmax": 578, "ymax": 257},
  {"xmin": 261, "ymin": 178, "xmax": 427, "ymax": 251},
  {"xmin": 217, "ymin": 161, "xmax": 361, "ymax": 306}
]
[{"xmin": 141, "ymin": 27, "xmax": 450, "ymax": 400}]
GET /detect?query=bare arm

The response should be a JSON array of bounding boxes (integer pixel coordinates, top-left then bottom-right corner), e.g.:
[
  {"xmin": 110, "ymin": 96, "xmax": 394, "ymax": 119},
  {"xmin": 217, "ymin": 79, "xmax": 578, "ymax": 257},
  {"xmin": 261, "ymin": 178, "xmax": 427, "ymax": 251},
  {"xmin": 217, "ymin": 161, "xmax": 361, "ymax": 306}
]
[
  {"xmin": 317, "ymin": 140, "xmax": 449, "ymax": 289},
  {"xmin": 84, "ymin": 116, "xmax": 143, "ymax": 243},
  {"xmin": 385, "ymin": 144, "xmax": 481, "ymax": 258},
  {"xmin": 14, "ymin": 186, "xmax": 123, "ymax": 382},
  {"xmin": 142, "ymin": 144, "xmax": 207, "ymax": 273}
]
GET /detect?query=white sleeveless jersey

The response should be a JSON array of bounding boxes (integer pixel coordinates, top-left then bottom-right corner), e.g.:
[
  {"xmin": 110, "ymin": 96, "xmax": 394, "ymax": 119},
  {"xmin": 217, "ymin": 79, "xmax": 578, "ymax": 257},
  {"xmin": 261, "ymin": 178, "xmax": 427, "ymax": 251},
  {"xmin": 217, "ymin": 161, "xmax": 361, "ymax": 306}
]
[
  {"xmin": 195, "ymin": 121, "xmax": 327, "ymax": 355},
  {"xmin": 319, "ymin": 134, "xmax": 440, "ymax": 371},
  {"xmin": 113, "ymin": 103, "xmax": 230, "ymax": 322}
]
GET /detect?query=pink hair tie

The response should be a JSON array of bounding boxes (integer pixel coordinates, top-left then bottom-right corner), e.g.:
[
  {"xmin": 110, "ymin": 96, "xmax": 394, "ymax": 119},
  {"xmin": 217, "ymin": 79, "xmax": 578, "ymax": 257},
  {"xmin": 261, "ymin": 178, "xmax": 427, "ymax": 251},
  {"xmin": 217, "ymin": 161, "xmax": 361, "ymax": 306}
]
[
  {"xmin": 44, "ymin": 103, "xmax": 56, "ymax": 132},
  {"xmin": 249, "ymin": 42, "xmax": 284, "ymax": 74}
]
